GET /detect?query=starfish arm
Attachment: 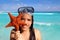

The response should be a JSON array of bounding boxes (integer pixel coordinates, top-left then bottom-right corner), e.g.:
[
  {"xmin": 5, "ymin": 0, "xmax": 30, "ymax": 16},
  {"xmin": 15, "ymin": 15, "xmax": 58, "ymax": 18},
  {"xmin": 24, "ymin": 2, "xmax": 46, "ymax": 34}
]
[
  {"xmin": 6, "ymin": 22, "xmax": 12, "ymax": 28},
  {"xmin": 17, "ymin": 14, "xmax": 25, "ymax": 25},
  {"xmin": 8, "ymin": 12, "xmax": 16, "ymax": 20},
  {"xmin": 12, "ymin": 22, "xmax": 19, "ymax": 31}
]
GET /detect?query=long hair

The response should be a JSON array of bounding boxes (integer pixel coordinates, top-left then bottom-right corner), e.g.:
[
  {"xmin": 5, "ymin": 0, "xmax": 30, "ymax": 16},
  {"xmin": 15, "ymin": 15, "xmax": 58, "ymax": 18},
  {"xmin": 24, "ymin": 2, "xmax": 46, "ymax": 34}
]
[{"xmin": 29, "ymin": 16, "xmax": 36, "ymax": 40}]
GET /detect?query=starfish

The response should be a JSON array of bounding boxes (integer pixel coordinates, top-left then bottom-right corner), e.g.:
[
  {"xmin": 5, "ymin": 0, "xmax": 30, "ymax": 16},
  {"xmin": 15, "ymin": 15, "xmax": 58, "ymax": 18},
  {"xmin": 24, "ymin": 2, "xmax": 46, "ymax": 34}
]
[{"xmin": 6, "ymin": 12, "xmax": 24, "ymax": 31}]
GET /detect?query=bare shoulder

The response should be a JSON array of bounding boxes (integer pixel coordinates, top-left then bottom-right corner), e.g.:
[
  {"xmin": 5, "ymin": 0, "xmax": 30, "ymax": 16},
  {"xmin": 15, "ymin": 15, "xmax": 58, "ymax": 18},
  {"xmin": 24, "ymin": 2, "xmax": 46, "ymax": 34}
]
[
  {"xmin": 34, "ymin": 29, "xmax": 41, "ymax": 40},
  {"xmin": 34, "ymin": 29, "xmax": 41, "ymax": 35}
]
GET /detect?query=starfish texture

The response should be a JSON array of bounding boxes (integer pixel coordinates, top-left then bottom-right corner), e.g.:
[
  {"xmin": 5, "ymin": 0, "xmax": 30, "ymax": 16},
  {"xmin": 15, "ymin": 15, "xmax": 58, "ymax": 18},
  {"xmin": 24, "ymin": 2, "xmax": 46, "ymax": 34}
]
[{"xmin": 6, "ymin": 12, "xmax": 24, "ymax": 31}]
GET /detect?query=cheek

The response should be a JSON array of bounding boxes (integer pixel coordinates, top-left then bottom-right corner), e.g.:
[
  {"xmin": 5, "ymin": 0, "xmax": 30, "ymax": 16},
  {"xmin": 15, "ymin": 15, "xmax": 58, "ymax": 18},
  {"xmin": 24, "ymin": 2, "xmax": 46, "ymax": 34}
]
[{"xmin": 28, "ymin": 21, "xmax": 32, "ymax": 27}]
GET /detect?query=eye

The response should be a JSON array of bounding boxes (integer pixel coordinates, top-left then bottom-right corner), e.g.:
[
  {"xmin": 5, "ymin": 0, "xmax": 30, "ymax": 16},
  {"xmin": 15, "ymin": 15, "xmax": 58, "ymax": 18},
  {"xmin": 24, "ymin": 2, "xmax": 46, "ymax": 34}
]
[
  {"xmin": 21, "ymin": 18, "xmax": 25, "ymax": 20},
  {"xmin": 27, "ymin": 19, "xmax": 31, "ymax": 21}
]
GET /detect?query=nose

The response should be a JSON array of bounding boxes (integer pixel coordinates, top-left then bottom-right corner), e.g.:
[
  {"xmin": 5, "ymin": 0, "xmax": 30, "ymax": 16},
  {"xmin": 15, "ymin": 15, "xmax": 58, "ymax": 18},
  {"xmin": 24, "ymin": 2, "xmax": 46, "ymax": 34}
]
[{"xmin": 24, "ymin": 20, "xmax": 28, "ymax": 24}]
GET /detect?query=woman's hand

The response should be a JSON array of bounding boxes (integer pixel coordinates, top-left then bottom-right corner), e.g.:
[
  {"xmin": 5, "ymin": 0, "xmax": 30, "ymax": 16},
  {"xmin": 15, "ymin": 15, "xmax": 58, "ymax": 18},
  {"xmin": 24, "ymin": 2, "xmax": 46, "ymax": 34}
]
[{"xmin": 15, "ymin": 31, "xmax": 24, "ymax": 40}]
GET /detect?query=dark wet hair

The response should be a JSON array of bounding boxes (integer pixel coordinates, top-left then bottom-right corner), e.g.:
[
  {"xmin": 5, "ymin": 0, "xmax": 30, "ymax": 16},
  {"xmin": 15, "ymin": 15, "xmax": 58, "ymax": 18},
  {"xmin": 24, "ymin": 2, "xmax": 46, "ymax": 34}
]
[{"xmin": 29, "ymin": 15, "xmax": 36, "ymax": 40}]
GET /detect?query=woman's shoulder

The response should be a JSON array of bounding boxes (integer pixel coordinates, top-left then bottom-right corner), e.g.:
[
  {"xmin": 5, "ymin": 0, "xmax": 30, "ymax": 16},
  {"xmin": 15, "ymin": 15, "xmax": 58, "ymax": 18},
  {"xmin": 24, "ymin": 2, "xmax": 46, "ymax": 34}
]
[
  {"xmin": 34, "ymin": 28, "xmax": 40, "ymax": 34},
  {"xmin": 34, "ymin": 28, "xmax": 41, "ymax": 40},
  {"xmin": 34, "ymin": 28, "xmax": 41, "ymax": 37}
]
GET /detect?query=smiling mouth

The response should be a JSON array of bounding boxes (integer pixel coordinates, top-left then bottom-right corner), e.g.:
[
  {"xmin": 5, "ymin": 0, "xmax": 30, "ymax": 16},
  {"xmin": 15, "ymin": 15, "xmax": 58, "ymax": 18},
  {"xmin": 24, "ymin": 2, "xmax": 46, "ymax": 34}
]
[{"xmin": 23, "ymin": 25, "xmax": 27, "ymax": 28}]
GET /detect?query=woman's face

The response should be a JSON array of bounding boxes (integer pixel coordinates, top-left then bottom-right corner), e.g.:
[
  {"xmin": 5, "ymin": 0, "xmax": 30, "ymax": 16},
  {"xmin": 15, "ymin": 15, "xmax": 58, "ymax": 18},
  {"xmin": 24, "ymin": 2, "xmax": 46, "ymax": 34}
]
[{"xmin": 20, "ymin": 13, "xmax": 32, "ymax": 31}]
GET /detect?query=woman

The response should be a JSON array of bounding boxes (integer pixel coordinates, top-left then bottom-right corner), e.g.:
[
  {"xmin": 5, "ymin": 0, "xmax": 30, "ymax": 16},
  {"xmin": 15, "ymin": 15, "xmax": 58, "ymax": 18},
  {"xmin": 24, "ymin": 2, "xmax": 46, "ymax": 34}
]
[{"xmin": 10, "ymin": 7, "xmax": 41, "ymax": 40}]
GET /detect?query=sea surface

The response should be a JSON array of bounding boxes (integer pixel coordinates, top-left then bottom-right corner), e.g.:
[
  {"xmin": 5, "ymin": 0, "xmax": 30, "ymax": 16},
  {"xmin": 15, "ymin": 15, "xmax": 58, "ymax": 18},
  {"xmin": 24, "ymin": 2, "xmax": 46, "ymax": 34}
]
[{"xmin": 0, "ymin": 13, "xmax": 60, "ymax": 40}]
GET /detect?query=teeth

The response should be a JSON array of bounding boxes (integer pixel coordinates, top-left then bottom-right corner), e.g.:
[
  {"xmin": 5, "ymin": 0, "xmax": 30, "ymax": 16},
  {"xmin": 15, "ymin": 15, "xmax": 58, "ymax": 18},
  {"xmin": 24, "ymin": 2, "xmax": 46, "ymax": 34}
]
[
  {"xmin": 24, "ymin": 26, "xmax": 26, "ymax": 27},
  {"xmin": 23, "ymin": 26, "xmax": 27, "ymax": 27}
]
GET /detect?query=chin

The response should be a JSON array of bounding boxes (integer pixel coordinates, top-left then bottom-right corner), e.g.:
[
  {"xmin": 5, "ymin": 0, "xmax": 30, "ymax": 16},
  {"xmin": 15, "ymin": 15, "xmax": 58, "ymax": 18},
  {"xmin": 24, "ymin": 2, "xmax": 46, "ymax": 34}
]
[
  {"xmin": 21, "ymin": 27, "xmax": 28, "ymax": 31},
  {"xmin": 22, "ymin": 29, "xmax": 27, "ymax": 31},
  {"xmin": 21, "ymin": 26, "xmax": 29, "ymax": 30}
]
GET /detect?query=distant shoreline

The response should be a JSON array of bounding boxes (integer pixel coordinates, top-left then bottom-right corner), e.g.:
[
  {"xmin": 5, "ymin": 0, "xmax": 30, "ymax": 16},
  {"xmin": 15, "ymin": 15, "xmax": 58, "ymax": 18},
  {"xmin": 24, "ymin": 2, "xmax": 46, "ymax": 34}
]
[
  {"xmin": 34, "ymin": 11, "xmax": 60, "ymax": 13},
  {"xmin": 0, "ymin": 11, "xmax": 60, "ymax": 13}
]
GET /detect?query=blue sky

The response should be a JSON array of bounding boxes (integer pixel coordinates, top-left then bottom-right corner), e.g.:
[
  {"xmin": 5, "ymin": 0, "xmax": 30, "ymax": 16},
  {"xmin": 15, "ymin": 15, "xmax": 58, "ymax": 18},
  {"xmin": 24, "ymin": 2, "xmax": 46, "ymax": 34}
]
[{"xmin": 0, "ymin": 0, "xmax": 60, "ymax": 12}]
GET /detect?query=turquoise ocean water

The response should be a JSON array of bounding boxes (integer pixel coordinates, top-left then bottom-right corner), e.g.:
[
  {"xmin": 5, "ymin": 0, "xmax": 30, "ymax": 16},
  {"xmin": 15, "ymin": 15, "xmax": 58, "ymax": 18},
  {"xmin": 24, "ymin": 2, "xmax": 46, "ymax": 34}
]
[{"xmin": 0, "ymin": 13, "xmax": 60, "ymax": 40}]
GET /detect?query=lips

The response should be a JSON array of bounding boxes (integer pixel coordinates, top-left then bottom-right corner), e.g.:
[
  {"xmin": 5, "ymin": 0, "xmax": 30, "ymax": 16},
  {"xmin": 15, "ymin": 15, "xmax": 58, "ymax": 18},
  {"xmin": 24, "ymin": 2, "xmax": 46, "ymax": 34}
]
[{"xmin": 23, "ymin": 25, "xmax": 27, "ymax": 28}]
